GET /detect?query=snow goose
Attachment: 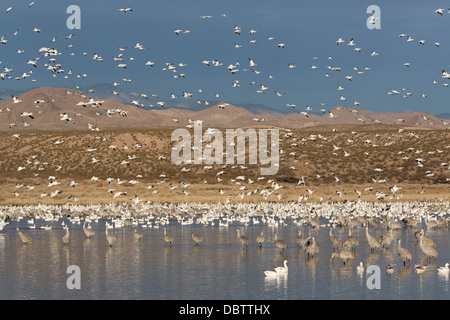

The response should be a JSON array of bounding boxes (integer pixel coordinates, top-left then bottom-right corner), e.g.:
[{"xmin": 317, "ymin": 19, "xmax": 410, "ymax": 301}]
[
  {"xmin": 274, "ymin": 260, "xmax": 288, "ymax": 274},
  {"xmin": 117, "ymin": 8, "xmax": 133, "ymax": 13},
  {"xmin": 437, "ymin": 263, "xmax": 449, "ymax": 275}
]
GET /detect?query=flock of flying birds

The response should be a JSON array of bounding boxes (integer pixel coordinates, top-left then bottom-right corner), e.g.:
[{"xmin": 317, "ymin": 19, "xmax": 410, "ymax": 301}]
[
  {"xmin": 0, "ymin": 4, "xmax": 449, "ymax": 203},
  {"xmin": 1, "ymin": 3, "xmax": 450, "ymax": 121}
]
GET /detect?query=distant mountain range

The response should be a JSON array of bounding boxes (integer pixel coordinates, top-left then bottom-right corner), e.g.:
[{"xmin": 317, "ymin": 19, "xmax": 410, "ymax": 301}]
[
  {"xmin": 1, "ymin": 84, "xmax": 449, "ymax": 119},
  {"xmin": 436, "ymin": 113, "xmax": 450, "ymax": 119},
  {"xmin": 75, "ymin": 83, "xmax": 292, "ymax": 115},
  {"xmin": 0, "ymin": 87, "xmax": 448, "ymax": 131}
]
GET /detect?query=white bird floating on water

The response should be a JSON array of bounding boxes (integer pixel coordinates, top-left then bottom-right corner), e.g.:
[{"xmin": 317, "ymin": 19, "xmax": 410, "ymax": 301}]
[
  {"xmin": 437, "ymin": 263, "xmax": 449, "ymax": 275},
  {"xmin": 263, "ymin": 260, "xmax": 289, "ymax": 278},
  {"xmin": 274, "ymin": 260, "xmax": 288, "ymax": 274},
  {"xmin": 263, "ymin": 269, "xmax": 279, "ymax": 278}
]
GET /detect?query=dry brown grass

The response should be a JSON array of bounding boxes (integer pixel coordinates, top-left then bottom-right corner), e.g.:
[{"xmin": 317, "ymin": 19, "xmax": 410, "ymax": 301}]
[{"xmin": 1, "ymin": 126, "xmax": 449, "ymax": 205}]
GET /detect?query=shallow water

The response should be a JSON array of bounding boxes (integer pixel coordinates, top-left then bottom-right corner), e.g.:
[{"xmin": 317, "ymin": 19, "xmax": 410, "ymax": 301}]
[{"xmin": 0, "ymin": 216, "xmax": 448, "ymax": 300}]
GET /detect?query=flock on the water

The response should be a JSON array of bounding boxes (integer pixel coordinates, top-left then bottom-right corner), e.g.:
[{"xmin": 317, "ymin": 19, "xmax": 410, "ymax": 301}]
[{"xmin": 1, "ymin": 201, "xmax": 449, "ymax": 279}]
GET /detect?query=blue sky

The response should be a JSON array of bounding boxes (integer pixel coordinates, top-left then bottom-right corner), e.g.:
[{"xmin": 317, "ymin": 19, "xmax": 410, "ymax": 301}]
[{"xmin": 1, "ymin": 0, "xmax": 449, "ymax": 114}]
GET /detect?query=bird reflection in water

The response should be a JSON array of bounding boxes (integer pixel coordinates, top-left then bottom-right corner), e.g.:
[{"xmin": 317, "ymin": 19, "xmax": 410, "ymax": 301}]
[
  {"xmin": 264, "ymin": 273, "xmax": 288, "ymax": 297},
  {"xmin": 398, "ymin": 265, "xmax": 412, "ymax": 279}
]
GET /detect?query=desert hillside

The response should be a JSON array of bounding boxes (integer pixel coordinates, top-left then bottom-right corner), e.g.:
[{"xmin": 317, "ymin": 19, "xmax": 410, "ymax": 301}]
[
  {"xmin": 1, "ymin": 126, "xmax": 448, "ymax": 205},
  {"xmin": 1, "ymin": 87, "xmax": 449, "ymax": 131}
]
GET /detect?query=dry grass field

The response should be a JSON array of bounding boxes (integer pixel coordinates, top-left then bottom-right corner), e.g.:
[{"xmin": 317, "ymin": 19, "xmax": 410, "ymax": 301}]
[{"xmin": 0, "ymin": 125, "xmax": 449, "ymax": 205}]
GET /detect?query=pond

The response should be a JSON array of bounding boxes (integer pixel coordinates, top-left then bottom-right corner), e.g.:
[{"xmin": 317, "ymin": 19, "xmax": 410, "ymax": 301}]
[{"xmin": 0, "ymin": 208, "xmax": 448, "ymax": 300}]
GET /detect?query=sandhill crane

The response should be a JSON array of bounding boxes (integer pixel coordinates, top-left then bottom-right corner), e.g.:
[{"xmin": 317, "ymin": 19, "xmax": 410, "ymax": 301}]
[
  {"xmin": 402, "ymin": 217, "xmax": 419, "ymax": 228},
  {"xmin": 344, "ymin": 229, "xmax": 359, "ymax": 251},
  {"xmin": 414, "ymin": 229, "xmax": 421, "ymax": 241},
  {"xmin": 436, "ymin": 218, "xmax": 448, "ymax": 229},
  {"xmin": 366, "ymin": 226, "xmax": 381, "ymax": 253},
  {"xmin": 192, "ymin": 233, "xmax": 203, "ymax": 246},
  {"xmin": 330, "ymin": 248, "xmax": 355, "ymax": 266},
  {"xmin": 397, "ymin": 238, "xmax": 412, "ymax": 266},
  {"xmin": 387, "ymin": 220, "xmax": 402, "ymax": 230},
  {"xmin": 16, "ymin": 228, "xmax": 32, "ymax": 245},
  {"xmin": 256, "ymin": 232, "xmax": 264, "ymax": 248},
  {"xmin": 304, "ymin": 236, "xmax": 319, "ymax": 258},
  {"xmin": 236, "ymin": 229, "xmax": 249, "ymax": 250},
  {"xmin": 419, "ymin": 229, "xmax": 436, "ymax": 247},
  {"xmin": 83, "ymin": 222, "xmax": 95, "ymax": 238},
  {"xmin": 62, "ymin": 226, "xmax": 70, "ymax": 245},
  {"xmin": 367, "ymin": 218, "xmax": 379, "ymax": 228},
  {"xmin": 308, "ymin": 215, "xmax": 320, "ymax": 228},
  {"xmin": 381, "ymin": 229, "xmax": 394, "ymax": 250},
  {"xmin": 425, "ymin": 219, "xmax": 439, "ymax": 230},
  {"xmin": 419, "ymin": 234, "xmax": 438, "ymax": 263},
  {"xmin": 329, "ymin": 228, "xmax": 341, "ymax": 251},
  {"xmin": 296, "ymin": 230, "xmax": 307, "ymax": 248},
  {"xmin": 164, "ymin": 228, "xmax": 174, "ymax": 246},
  {"xmin": 105, "ymin": 226, "xmax": 116, "ymax": 247},
  {"xmin": 274, "ymin": 232, "xmax": 288, "ymax": 253},
  {"xmin": 342, "ymin": 238, "xmax": 353, "ymax": 251}
]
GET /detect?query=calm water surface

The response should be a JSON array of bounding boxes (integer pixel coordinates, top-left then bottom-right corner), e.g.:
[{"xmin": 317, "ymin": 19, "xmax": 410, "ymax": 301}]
[{"xmin": 0, "ymin": 217, "xmax": 448, "ymax": 300}]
